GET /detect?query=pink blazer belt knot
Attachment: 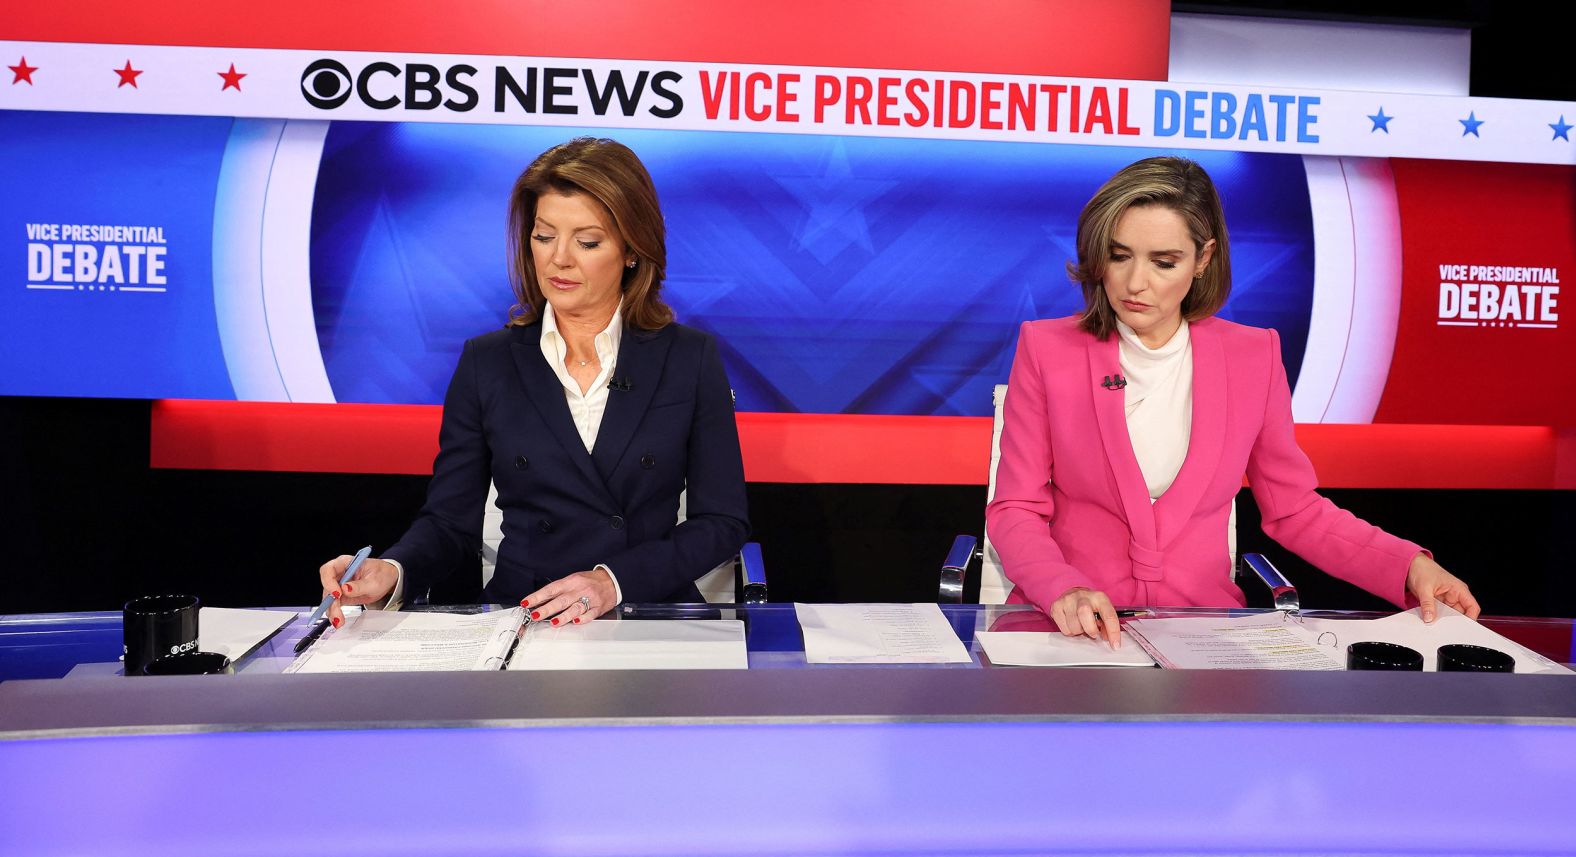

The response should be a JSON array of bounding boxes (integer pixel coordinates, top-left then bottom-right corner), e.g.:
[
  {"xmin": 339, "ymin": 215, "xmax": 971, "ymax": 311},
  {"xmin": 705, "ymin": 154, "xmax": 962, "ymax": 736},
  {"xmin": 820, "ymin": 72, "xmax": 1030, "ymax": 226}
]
[{"xmin": 1128, "ymin": 541, "xmax": 1165, "ymax": 581}]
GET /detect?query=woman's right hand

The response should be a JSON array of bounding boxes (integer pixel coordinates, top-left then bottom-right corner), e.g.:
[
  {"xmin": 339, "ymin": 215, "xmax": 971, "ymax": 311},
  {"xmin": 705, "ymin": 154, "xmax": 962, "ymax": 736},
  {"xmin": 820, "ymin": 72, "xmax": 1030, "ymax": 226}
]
[
  {"xmin": 1049, "ymin": 586, "xmax": 1123, "ymax": 649},
  {"xmin": 317, "ymin": 555, "xmax": 399, "ymax": 627}
]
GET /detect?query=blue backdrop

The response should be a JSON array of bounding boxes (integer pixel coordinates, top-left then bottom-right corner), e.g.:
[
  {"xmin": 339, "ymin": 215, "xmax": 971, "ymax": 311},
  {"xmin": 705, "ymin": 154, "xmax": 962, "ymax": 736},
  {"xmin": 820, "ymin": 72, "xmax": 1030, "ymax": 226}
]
[{"xmin": 310, "ymin": 124, "xmax": 1315, "ymax": 414}]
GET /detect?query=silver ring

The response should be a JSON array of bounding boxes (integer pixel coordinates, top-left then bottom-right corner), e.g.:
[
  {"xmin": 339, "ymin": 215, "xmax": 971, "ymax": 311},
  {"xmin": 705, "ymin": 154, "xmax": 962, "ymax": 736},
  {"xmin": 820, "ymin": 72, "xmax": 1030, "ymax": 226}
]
[{"xmin": 577, "ymin": 595, "xmax": 591, "ymax": 612}]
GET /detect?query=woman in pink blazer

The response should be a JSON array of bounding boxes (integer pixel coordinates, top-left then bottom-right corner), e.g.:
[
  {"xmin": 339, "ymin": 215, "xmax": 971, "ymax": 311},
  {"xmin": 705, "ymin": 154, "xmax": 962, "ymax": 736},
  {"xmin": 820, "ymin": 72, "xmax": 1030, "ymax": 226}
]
[{"xmin": 985, "ymin": 157, "xmax": 1479, "ymax": 646}]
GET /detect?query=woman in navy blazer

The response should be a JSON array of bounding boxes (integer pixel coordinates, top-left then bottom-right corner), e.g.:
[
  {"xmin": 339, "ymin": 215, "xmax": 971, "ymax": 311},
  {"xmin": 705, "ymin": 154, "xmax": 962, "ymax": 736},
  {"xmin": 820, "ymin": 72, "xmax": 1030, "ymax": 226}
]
[{"xmin": 319, "ymin": 138, "xmax": 749, "ymax": 626}]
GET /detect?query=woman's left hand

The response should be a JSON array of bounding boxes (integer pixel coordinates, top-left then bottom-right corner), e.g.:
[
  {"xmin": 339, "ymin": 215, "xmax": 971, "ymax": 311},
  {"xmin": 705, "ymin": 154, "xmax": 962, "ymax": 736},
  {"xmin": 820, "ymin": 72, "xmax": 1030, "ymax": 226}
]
[
  {"xmin": 1405, "ymin": 554, "xmax": 1480, "ymax": 623},
  {"xmin": 522, "ymin": 569, "xmax": 618, "ymax": 625}
]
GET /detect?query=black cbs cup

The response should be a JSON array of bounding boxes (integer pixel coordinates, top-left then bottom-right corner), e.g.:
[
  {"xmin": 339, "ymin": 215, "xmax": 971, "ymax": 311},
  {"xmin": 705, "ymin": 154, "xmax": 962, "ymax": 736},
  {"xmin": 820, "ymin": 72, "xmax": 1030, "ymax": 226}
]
[{"xmin": 123, "ymin": 594, "xmax": 200, "ymax": 677}]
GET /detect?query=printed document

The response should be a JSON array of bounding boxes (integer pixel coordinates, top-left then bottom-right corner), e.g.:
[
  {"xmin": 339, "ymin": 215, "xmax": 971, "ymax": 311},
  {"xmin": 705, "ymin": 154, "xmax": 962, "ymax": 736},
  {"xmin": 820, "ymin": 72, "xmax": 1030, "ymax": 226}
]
[
  {"xmin": 976, "ymin": 629, "xmax": 1157, "ymax": 667},
  {"xmin": 795, "ymin": 603, "xmax": 971, "ymax": 664},
  {"xmin": 1125, "ymin": 612, "xmax": 1343, "ymax": 670},
  {"xmin": 285, "ymin": 608, "xmax": 522, "ymax": 673},
  {"xmin": 506, "ymin": 619, "xmax": 747, "ymax": 670}
]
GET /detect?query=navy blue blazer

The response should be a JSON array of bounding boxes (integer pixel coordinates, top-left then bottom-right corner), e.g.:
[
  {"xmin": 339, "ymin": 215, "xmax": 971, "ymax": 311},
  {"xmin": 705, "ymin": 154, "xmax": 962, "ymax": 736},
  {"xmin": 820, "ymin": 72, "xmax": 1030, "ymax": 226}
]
[{"xmin": 383, "ymin": 319, "xmax": 750, "ymax": 605}]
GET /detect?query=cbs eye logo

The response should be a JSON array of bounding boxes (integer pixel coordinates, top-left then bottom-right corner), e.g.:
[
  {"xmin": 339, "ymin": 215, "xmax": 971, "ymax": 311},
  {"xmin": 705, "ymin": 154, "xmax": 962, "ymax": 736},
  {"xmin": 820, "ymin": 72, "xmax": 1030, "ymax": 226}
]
[{"xmin": 301, "ymin": 59, "xmax": 353, "ymax": 109}]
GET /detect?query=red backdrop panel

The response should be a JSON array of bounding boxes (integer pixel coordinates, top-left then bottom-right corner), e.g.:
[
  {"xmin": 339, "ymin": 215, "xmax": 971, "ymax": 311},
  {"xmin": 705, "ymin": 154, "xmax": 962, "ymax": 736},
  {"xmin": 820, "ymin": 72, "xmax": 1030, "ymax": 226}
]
[
  {"xmin": 1379, "ymin": 160, "xmax": 1576, "ymax": 426},
  {"xmin": 150, "ymin": 401, "xmax": 1558, "ymax": 489},
  {"xmin": 4, "ymin": 0, "xmax": 1172, "ymax": 80}
]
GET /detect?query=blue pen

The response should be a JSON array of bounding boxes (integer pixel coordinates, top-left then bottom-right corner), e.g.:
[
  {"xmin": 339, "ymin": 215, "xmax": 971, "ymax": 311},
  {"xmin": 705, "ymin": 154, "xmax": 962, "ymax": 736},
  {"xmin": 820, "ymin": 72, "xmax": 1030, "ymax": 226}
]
[{"xmin": 304, "ymin": 545, "xmax": 373, "ymax": 628}]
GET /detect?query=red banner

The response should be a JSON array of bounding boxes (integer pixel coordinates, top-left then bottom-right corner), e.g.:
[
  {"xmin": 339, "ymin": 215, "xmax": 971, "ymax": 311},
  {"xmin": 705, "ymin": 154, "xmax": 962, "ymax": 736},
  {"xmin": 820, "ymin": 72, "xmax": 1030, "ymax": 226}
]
[{"xmin": 3, "ymin": 0, "xmax": 1171, "ymax": 80}]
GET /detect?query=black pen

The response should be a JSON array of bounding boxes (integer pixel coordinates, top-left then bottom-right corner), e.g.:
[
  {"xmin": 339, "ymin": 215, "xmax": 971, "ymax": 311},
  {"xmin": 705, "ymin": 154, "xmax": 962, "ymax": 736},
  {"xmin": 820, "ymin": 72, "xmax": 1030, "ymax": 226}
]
[{"xmin": 293, "ymin": 618, "xmax": 332, "ymax": 654}]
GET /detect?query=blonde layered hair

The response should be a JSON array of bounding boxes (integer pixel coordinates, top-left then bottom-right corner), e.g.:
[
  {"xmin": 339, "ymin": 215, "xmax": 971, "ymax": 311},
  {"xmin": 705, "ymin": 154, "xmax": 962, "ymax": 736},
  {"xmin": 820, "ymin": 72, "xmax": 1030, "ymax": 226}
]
[
  {"xmin": 505, "ymin": 137, "xmax": 673, "ymax": 330},
  {"xmin": 1068, "ymin": 156, "xmax": 1231, "ymax": 340}
]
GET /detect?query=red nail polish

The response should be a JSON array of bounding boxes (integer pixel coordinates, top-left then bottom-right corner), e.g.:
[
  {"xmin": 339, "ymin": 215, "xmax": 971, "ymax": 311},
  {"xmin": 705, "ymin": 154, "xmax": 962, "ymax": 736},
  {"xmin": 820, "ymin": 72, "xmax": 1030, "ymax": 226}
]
[
  {"xmin": 331, "ymin": 617, "xmax": 341, "ymax": 628},
  {"xmin": 520, "ymin": 599, "xmax": 530, "ymax": 608},
  {"xmin": 551, "ymin": 618, "xmax": 560, "ymax": 626},
  {"xmin": 531, "ymin": 611, "xmax": 541, "ymax": 620},
  {"xmin": 344, "ymin": 583, "xmax": 354, "ymax": 593},
  {"xmin": 332, "ymin": 591, "xmax": 340, "ymax": 599}
]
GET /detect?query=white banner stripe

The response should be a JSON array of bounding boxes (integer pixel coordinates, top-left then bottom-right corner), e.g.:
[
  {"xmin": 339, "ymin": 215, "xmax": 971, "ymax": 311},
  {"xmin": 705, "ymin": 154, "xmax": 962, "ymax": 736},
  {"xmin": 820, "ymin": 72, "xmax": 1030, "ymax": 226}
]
[{"xmin": 3, "ymin": 40, "xmax": 1574, "ymax": 165}]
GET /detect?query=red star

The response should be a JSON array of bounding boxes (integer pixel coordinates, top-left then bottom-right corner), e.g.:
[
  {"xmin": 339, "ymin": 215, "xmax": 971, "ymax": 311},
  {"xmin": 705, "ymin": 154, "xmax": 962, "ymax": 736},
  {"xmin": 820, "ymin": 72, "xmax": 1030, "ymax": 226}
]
[
  {"xmin": 217, "ymin": 63, "xmax": 246, "ymax": 91},
  {"xmin": 114, "ymin": 60, "xmax": 142, "ymax": 88},
  {"xmin": 9, "ymin": 56, "xmax": 37, "ymax": 85}
]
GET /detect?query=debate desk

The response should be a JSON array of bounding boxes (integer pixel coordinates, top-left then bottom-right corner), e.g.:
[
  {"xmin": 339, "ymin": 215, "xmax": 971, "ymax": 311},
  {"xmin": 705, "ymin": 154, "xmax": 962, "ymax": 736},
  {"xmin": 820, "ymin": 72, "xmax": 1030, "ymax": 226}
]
[{"xmin": 3, "ymin": 604, "xmax": 1575, "ymax": 856}]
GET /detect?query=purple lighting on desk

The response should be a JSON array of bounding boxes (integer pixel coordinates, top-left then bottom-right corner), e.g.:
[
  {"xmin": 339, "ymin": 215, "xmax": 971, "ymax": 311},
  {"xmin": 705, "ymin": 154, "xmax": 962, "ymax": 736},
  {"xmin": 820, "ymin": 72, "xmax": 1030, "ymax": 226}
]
[{"xmin": 2, "ymin": 720, "xmax": 1574, "ymax": 855}]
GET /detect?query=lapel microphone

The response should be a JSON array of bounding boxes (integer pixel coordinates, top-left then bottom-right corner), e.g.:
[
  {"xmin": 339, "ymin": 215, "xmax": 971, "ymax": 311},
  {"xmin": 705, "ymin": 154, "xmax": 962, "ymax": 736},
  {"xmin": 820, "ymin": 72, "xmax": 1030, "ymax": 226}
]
[
  {"xmin": 608, "ymin": 377, "xmax": 633, "ymax": 392},
  {"xmin": 1100, "ymin": 373, "xmax": 1128, "ymax": 391}
]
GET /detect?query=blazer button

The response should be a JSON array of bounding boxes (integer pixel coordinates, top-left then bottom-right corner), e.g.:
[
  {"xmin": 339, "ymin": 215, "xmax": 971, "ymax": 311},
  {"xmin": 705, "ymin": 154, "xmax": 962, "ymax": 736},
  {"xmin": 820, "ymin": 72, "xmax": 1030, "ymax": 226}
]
[
  {"xmin": 640, "ymin": 454, "xmax": 656, "ymax": 469},
  {"xmin": 514, "ymin": 455, "xmax": 529, "ymax": 470},
  {"xmin": 538, "ymin": 520, "xmax": 554, "ymax": 534},
  {"xmin": 610, "ymin": 515, "xmax": 625, "ymax": 530}
]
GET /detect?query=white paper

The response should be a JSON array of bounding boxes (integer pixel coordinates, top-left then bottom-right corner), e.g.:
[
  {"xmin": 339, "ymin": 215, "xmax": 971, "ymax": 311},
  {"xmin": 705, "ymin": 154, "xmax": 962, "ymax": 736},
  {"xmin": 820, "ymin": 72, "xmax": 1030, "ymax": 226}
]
[
  {"xmin": 1300, "ymin": 603, "xmax": 1574, "ymax": 675},
  {"xmin": 1125, "ymin": 612, "xmax": 1344, "ymax": 670},
  {"xmin": 976, "ymin": 630, "xmax": 1157, "ymax": 667},
  {"xmin": 197, "ymin": 607, "xmax": 295, "ymax": 660},
  {"xmin": 795, "ymin": 603, "xmax": 972, "ymax": 664},
  {"xmin": 506, "ymin": 619, "xmax": 747, "ymax": 670},
  {"xmin": 285, "ymin": 608, "xmax": 523, "ymax": 673}
]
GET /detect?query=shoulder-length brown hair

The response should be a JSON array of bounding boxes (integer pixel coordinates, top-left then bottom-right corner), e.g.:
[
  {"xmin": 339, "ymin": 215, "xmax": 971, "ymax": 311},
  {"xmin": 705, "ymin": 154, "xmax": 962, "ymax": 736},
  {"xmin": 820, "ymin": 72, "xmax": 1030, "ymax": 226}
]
[
  {"xmin": 1067, "ymin": 156, "xmax": 1231, "ymax": 340},
  {"xmin": 505, "ymin": 137, "xmax": 672, "ymax": 330}
]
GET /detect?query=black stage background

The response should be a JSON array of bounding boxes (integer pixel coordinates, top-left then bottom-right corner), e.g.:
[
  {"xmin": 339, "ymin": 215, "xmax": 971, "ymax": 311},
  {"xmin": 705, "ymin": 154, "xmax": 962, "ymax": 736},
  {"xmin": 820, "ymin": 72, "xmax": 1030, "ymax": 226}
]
[
  {"xmin": 3, "ymin": 396, "xmax": 1572, "ymax": 616},
  {"xmin": 4, "ymin": 3, "xmax": 1572, "ymax": 616}
]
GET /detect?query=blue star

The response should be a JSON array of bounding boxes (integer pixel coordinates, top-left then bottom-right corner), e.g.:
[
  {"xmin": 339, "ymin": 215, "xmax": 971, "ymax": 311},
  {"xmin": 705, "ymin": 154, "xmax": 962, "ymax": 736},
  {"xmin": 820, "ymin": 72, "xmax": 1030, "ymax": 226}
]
[
  {"xmin": 1367, "ymin": 107, "xmax": 1393, "ymax": 133},
  {"xmin": 1551, "ymin": 115, "xmax": 1573, "ymax": 142},
  {"xmin": 772, "ymin": 144, "xmax": 896, "ymax": 266},
  {"xmin": 1459, "ymin": 111, "xmax": 1484, "ymax": 137}
]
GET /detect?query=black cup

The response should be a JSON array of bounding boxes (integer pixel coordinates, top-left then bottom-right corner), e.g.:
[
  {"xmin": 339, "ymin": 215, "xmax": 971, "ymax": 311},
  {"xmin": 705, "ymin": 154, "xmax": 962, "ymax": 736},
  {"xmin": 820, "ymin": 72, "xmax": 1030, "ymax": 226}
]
[
  {"xmin": 123, "ymin": 594, "xmax": 200, "ymax": 677},
  {"xmin": 1347, "ymin": 641, "xmax": 1424, "ymax": 671},
  {"xmin": 1438, "ymin": 643, "xmax": 1515, "ymax": 672},
  {"xmin": 143, "ymin": 651, "xmax": 233, "ymax": 676}
]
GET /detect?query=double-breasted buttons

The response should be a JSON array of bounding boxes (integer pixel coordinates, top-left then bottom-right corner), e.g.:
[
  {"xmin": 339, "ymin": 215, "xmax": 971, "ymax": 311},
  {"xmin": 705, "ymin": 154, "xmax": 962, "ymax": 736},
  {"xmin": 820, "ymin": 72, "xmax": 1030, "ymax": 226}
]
[
  {"xmin": 610, "ymin": 515, "xmax": 625, "ymax": 530},
  {"xmin": 514, "ymin": 455, "xmax": 529, "ymax": 470},
  {"xmin": 538, "ymin": 520, "xmax": 554, "ymax": 534},
  {"xmin": 640, "ymin": 453, "xmax": 656, "ymax": 469}
]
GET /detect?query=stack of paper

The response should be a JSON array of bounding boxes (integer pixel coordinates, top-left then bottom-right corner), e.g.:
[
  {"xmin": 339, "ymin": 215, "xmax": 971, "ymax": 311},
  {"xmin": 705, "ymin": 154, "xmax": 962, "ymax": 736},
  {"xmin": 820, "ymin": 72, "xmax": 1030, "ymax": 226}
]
[
  {"xmin": 795, "ymin": 603, "xmax": 972, "ymax": 664},
  {"xmin": 507, "ymin": 619, "xmax": 747, "ymax": 670},
  {"xmin": 975, "ymin": 629, "xmax": 1156, "ymax": 667}
]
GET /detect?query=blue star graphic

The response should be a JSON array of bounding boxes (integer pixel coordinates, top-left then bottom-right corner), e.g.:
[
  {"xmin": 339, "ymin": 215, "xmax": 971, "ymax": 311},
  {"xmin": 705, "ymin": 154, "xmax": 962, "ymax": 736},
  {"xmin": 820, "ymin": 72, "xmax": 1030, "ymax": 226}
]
[
  {"xmin": 1367, "ymin": 107, "xmax": 1393, "ymax": 133},
  {"xmin": 773, "ymin": 144, "xmax": 896, "ymax": 266},
  {"xmin": 1459, "ymin": 111, "xmax": 1484, "ymax": 137},
  {"xmin": 1551, "ymin": 115, "xmax": 1573, "ymax": 142}
]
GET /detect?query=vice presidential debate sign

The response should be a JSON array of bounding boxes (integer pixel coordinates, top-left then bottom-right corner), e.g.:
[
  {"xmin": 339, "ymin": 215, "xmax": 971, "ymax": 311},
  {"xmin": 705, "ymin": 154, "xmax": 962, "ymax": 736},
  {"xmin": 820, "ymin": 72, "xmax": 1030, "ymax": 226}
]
[{"xmin": 2, "ymin": 37, "xmax": 1574, "ymax": 426}]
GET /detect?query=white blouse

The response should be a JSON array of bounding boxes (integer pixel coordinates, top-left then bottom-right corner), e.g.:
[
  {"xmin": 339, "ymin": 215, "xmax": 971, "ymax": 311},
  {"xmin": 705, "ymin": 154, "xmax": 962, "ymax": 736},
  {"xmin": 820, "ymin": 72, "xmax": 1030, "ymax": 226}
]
[{"xmin": 1116, "ymin": 319, "xmax": 1193, "ymax": 500}]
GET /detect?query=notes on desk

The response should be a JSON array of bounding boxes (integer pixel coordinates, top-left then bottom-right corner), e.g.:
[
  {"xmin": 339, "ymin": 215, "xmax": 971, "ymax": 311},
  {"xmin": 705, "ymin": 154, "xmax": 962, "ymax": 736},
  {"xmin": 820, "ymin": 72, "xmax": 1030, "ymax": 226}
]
[
  {"xmin": 286, "ymin": 608, "xmax": 748, "ymax": 673},
  {"xmin": 976, "ymin": 630, "xmax": 1157, "ymax": 667},
  {"xmin": 1125, "ymin": 612, "xmax": 1344, "ymax": 670},
  {"xmin": 507, "ymin": 619, "xmax": 747, "ymax": 670},
  {"xmin": 286, "ymin": 608, "xmax": 523, "ymax": 673},
  {"xmin": 1300, "ymin": 603, "xmax": 1574, "ymax": 675},
  {"xmin": 795, "ymin": 603, "xmax": 971, "ymax": 664},
  {"xmin": 1122, "ymin": 604, "xmax": 1572, "ymax": 673},
  {"xmin": 197, "ymin": 607, "xmax": 295, "ymax": 660}
]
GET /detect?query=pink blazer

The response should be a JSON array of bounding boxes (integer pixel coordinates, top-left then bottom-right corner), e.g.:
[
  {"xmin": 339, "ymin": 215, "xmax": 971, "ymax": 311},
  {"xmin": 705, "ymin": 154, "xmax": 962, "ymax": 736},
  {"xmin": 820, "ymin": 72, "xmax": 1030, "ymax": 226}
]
[{"xmin": 985, "ymin": 315, "xmax": 1422, "ymax": 610}]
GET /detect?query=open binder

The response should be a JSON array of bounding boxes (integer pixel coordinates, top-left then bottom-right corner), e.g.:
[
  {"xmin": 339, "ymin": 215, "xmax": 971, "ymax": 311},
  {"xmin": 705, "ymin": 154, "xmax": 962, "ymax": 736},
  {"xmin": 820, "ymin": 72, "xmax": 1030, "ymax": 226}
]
[
  {"xmin": 286, "ymin": 608, "xmax": 748, "ymax": 673},
  {"xmin": 1123, "ymin": 604, "xmax": 1572, "ymax": 673}
]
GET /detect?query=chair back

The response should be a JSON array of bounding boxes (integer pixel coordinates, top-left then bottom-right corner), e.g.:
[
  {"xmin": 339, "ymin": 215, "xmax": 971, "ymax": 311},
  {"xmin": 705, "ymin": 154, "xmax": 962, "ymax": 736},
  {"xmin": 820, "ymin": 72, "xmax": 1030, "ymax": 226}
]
[{"xmin": 978, "ymin": 384, "xmax": 1013, "ymax": 604}]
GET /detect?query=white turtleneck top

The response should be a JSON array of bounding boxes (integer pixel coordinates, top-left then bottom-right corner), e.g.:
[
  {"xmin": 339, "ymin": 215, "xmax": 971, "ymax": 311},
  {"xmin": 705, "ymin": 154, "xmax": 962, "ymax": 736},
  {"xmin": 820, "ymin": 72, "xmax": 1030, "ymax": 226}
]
[{"xmin": 1116, "ymin": 319, "xmax": 1193, "ymax": 500}]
